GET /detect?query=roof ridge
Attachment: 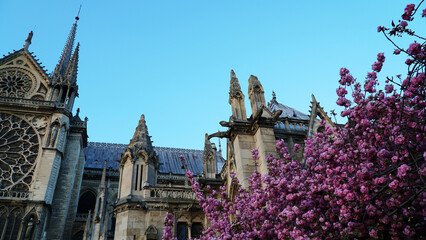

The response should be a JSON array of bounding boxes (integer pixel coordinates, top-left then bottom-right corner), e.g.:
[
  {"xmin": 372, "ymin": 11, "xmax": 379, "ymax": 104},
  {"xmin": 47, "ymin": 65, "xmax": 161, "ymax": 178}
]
[
  {"xmin": 87, "ymin": 141, "xmax": 203, "ymax": 152},
  {"xmin": 153, "ymin": 146, "xmax": 203, "ymax": 153}
]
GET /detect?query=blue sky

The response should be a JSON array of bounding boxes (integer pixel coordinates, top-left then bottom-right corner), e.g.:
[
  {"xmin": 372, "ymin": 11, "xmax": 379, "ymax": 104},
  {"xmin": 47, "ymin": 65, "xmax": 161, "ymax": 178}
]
[{"xmin": 1, "ymin": 1, "xmax": 423, "ymax": 150}]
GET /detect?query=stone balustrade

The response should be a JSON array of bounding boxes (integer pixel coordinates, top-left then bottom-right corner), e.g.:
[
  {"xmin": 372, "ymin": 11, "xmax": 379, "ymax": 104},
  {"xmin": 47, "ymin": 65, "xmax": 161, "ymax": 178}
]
[
  {"xmin": 275, "ymin": 119, "xmax": 309, "ymax": 132},
  {"xmin": 149, "ymin": 188, "xmax": 197, "ymax": 201},
  {"xmin": 0, "ymin": 190, "xmax": 31, "ymax": 199},
  {"xmin": 74, "ymin": 213, "xmax": 89, "ymax": 222}
]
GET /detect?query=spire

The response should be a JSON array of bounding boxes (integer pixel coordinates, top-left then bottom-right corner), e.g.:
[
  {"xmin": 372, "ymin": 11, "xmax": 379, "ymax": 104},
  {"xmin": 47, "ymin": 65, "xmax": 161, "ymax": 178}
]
[
  {"xmin": 129, "ymin": 114, "xmax": 153, "ymax": 153},
  {"xmin": 99, "ymin": 160, "xmax": 107, "ymax": 189},
  {"xmin": 267, "ymin": 91, "xmax": 278, "ymax": 109},
  {"xmin": 229, "ymin": 69, "xmax": 242, "ymax": 99},
  {"xmin": 83, "ymin": 210, "xmax": 92, "ymax": 240},
  {"xmin": 52, "ymin": 16, "xmax": 79, "ymax": 80},
  {"xmin": 218, "ymin": 138, "xmax": 222, "ymax": 156},
  {"xmin": 203, "ymin": 133, "xmax": 217, "ymax": 178},
  {"xmin": 23, "ymin": 31, "xmax": 33, "ymax": 50},
  {"xmin": 64, "ymin": 43, "xmax": 80, "ymax": 84},
  {"xmin": 248, "ymin": 75, "xmax": 266, "ymax": 114},
  {"xmin": 229, "ymin": 70, "xmax": 247, "ymax": 120}
]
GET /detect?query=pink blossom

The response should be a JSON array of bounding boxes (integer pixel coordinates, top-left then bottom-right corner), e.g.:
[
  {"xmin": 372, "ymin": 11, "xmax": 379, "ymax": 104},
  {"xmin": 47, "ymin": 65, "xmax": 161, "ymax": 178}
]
[
  {"xmin": 402, "ymin": 4, "xmax": 415, "ymax": 20},
  {"xmin": 407, "ymin": 42, "xmax": 422, "ymax": 55},
  {"xmin": 400, "ymin": 20, "xmax": 408, "ymax": 28},
  {"xmin": 293, "ymin": 143, "xmax": 301, "ymax": 152},
  {"xmin": 397, "ymin": 164, "xmax": 411, "ymax": 178},
  {"xmin": 389, "ymin": 179, "xmax": 399, "ymax": 190},
  {"xmin": 369, "ymin": 229, "xmax": 379, "ymax": 239},
  {"xmin": 385, "ymin": 84, "xmax": 394, "ymax": 93},
  {"xmin": 336, "ymin": 87, "xmax": 347, "ymax": 97},
  {"xmin": 340, "ymin": 67, "xmax": 350, "ymax": 76},
  {"xmin": 393, "ymin": 49, "xmax": 401, "ymax": 55},
  {"xmin": 163, "ymin": 3, "xmax": 426, "ymax": 238},
  {"xmin": 372, "ymin": 61, "xmax": 383, "ymax": 72},
  {"xmin": 377, "ymin": 52, "xmax": 385, "ymax": 62}
]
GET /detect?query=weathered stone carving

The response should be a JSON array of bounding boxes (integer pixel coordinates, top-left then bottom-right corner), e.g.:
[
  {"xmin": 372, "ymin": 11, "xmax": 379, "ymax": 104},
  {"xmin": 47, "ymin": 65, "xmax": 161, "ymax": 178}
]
[
  {"xmin": 46, "ymin": 121, "xmax": 60, "ymax": 148},
  {"xmin": 0, "ymin": 68, "xmax": 36, "ymax": 98},
  {"xmin": 0, "ymin": 113, "xmax": 39, "ymax": 191}
]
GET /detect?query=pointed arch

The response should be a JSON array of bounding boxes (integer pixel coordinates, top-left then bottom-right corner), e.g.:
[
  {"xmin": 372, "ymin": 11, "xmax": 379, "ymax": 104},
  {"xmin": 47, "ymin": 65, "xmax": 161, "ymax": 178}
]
[
  {"xmin": 21, "ymin": 207, "xmax": 39, "ymax": 240},
  {"xmin": 77, "ymin": 190, "xmax": 97, "ymax": 214},
  {"xmin": 3, "ymin": 207, "xmax": 23, "ymax": 240},
  {"xmin": 0, "ymin": 206, "xmax": 8, "ymax": 237},
  {"xmin": 46, "ymin": 119, "xmax": 61, "ymax": 147},
  {"xmin": 145, "ymin": 225, "xmax": 158, "ymax": 240}
]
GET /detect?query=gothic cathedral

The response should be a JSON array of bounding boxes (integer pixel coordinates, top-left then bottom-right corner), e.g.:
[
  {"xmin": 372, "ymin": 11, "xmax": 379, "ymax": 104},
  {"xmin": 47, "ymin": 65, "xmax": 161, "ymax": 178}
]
[
  {"xmin": 0, "ymin": 16, "xmax": 87, "ymax": 239},
  {"xmin": 0, "ymin": 17, "xmax": 330, "ymax": 240}
]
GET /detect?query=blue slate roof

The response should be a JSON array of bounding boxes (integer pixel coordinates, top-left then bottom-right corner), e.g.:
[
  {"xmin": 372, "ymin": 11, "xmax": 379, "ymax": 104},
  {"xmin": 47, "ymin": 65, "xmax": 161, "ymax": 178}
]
[
  {"xmin": 267, "ymin": 98, "xmax": 309, "ymax": 120},
  {"xmin": 83, "ymin": 142, "xmax": 225, "ymax": 175},
  {"xmin": 84, "ymin": 142, "xmax": 126, "ymax": 169}
]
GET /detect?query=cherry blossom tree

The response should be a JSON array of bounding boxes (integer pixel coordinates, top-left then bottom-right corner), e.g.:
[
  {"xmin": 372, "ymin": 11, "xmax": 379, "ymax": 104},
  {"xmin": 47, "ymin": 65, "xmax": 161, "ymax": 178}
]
[{"xmin": 164, "ymin": 2, "xmax": 425, "ymax": 239}]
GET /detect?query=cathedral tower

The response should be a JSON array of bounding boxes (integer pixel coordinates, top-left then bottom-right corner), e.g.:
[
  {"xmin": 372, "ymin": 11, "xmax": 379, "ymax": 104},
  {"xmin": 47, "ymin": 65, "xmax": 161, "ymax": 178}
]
[
  {"xmin": 117, "ymin": 114, "xmax": 157, "ymax": 201},
  {"xmin": 114, "ymin": 115, "xmax": 162, "ymax": 239},
  {"xmin": 223, "ymin": 73, "xmax": 277, "ymax": 189},
  {"xmin": 0, "ymin": 16, "xmax": 87, "ymax": 239},
  {"xmin": 229, "ymin": 70, "xmax": 247, "ymax": 121},
  {"xmin": 202, "ymin": 134, "xmax": 217, "ymax": 179}
]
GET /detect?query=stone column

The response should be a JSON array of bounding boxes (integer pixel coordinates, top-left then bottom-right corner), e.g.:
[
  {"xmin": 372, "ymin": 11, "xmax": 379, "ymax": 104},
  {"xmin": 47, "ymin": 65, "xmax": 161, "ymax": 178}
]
[
  {"xmin": 46, "ymin": 134, "xmax": 82, "ymax": 239},
  {"xmin": 117, "ymin": 165, "xmax": 123, "ymax": 199},
  {"xmin": 63, "ymin": 150, "xmax": 85, "ymax": 239}
]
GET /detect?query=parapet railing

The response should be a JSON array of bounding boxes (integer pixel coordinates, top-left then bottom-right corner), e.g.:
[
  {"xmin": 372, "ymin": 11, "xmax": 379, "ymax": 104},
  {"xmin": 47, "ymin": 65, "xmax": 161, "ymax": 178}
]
[
  {"xmin": 148, "ymin": 188, "xmax": 197, "ymax": 201},
  {"xmin": 0, "ymin": 97, "xmax": 53, "ymax": 106},
  {"xmin": 157, "ymin": 174, "xmax": 201, "ymax": 182},
  {"xmin": 275, "ymin": 118, "xmax": 309, "ymax": 132},
  {"xmin": 70, "ymin": 121, "xmax": 87, "ymax": 128},
  {"xmin": 75, "ymin": 213, "xmax": 89, "ymax": 221},
  {"xmin": 0, "ymin": 190, "xmax": 32, "ymax": 200},
  {"xmin": 157, "ymin": 174, "xmax": 186, "ymax": 181}
]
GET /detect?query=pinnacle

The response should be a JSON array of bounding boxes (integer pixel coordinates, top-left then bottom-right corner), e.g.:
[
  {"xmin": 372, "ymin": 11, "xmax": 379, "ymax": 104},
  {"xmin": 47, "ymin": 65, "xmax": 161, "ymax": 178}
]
[
  {"xmin": 231, "ymin": 69, "xmax": 236, "ymax": 79},
  {"xmin": 129, "ymin": 114, "xmax": 153, "ymax": 153}
]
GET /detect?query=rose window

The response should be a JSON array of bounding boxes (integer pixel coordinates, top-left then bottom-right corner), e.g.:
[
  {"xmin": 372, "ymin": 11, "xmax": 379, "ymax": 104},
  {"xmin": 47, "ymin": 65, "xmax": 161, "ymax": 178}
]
[
  {"xmin": 0, "ymin": 113, "xmax": 39, "ymax": 192},
  {"xmin": 0, "ymin": 69, "xmax": 33, "ymax": 98}
]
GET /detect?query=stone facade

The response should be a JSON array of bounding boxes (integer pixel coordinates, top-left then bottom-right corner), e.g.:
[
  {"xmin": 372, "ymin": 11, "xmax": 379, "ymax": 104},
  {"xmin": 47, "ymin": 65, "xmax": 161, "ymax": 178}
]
[
  {"xmin": 2, "ymin": 18, "xmax": 332, "ymax": 240},
  {"xmin": 0, "ymin": 17, "xmax": 87, "ymax": 240}
]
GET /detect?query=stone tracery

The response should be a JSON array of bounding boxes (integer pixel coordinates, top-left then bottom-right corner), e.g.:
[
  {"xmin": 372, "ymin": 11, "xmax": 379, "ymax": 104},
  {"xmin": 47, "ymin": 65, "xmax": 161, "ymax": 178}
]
[
  {"xmin": 0, "ymin": 113, "xmax": 39, "ymax": 191},
  {"xmin": 0, "ymin": 69, "xmax": 35, "ymax": 98}
]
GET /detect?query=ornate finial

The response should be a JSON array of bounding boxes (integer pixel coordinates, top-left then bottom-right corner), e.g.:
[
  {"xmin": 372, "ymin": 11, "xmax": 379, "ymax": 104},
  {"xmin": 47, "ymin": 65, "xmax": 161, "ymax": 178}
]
[
  {"xmin": 64, "ymin": 43, "xmax": 80, "ymax": 84},
  {"xmin": 218, "ymin": 138, "xmax": 222, "ymax": 153},
  {"xmin": 231, "ymin": 69, "xmax": 236, "ymax": 79},
  {"xmin": 100, "ymin": 160, "xmax": 107, "ymax": 188},
  {"xmin": 129, "ymin": 114, "xmax": 153, "ymax": 153},
  {"xmin": 272, "ymin": 91, "xmax": 276, "ymax": 100},
  {"xmin": 23, "ymin": 31, "xmax": 33, "ymax": 50},
  {"xmin": 75, "ymin": 4, "xmax": 82, "ymax": 21},
  {"xmin": 52, "ymin": 16, "xmax": 79, "ymax": 80},
  {"xmin": 76, "ymin": 108, "xmax": 80, "ymax": 117},
  {"xmin": 229, "ymin": 70, "xmax": 242, "ymax": 94}
]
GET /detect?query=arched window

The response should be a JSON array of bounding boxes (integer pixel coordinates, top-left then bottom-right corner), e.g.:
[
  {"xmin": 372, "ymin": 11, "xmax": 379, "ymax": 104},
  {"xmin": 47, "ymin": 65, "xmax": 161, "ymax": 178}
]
[
  {"xmin": 72, "ymin": 231, "xmax": 84, "ymax": 240},
  {"xmin": 316, "ymin": 126, "xmax": 325, "ymax": 133},
  {"xmin": 145, "ymin": 225, "xmax": 158, "ymax": 240},
  {"xmin": 0, "ymin": 207, "xmax": 7, "ymax": 237},
  {"xmin": 77, "ymin": 191, "xmax": 96, "ymax": 213},
  {"xmin": 191, "ymin": 223, "xmax": 203, "ymax": 238},
  {"xmin": 177, "ymin": 222, "xmax": 188, "ymax": 240},
  {"xmin": 60, "ymin": 86, "xmax": 68, "ymax": 103},
  {"xmin": 3, "ymin": 207, "xmax": 23, "ymax": 240},
  {"xmin": 22, "ymin": 214, "xmax": 37, "ymax": 240}
]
